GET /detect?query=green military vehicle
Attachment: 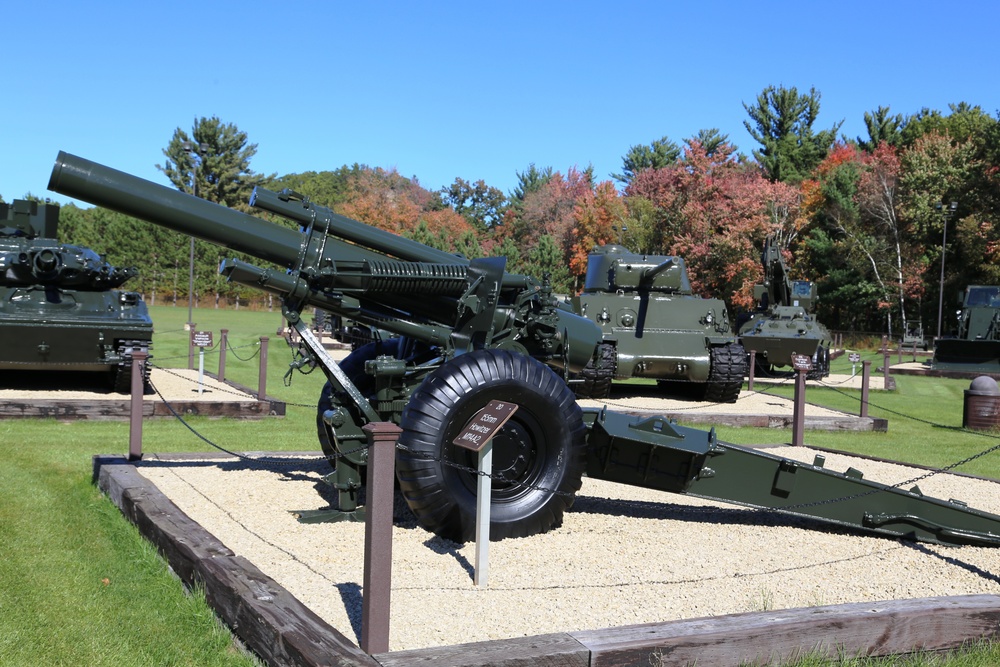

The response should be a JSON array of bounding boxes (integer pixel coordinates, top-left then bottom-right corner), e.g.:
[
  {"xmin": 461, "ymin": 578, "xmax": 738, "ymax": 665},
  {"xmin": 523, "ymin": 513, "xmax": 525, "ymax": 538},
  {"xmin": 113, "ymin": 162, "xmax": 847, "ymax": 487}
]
[
  {"xmin": 0, "ymin": 199, "xmax": 152, "ymax": 391},
  {"xmin": 934, "ymin": 285, "xmax": 1000, "ymax": 365},
  {"xmin": 50, "ymin": 150, "xmax": 1000, "ymax": 548},
  {"xmin": 569, "ymin": 245, "xmax": 745, "ymax": 402},
  {"xmin": 738, "ymin": 236, "xmax": 831, "ymax": 379}
]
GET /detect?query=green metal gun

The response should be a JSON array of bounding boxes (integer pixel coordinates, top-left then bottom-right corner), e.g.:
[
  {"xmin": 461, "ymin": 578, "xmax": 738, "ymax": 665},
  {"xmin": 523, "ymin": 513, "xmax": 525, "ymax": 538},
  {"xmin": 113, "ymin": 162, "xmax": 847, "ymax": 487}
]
[
  {"xmin": 49, "ymin": 152, "xmax": 1000, "ymax": 547},
  {"xmin": 739, "ymin": 235, "xmax": 833, "ymax": 379}
]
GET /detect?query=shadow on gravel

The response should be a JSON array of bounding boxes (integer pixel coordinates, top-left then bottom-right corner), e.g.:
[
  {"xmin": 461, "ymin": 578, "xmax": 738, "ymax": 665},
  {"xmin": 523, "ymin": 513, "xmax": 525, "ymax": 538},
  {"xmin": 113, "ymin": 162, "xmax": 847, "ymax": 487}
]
[{"xmin": 568, "ymin": 493, "xmax": 874, "ymax": 540}]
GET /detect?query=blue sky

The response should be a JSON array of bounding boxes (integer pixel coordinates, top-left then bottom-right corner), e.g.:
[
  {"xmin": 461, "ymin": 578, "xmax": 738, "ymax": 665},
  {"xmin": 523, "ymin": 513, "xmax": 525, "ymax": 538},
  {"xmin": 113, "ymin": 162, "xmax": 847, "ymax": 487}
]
[{"xmin": 3, "ymin": 1, "xmax": 999, "ymax": 208}]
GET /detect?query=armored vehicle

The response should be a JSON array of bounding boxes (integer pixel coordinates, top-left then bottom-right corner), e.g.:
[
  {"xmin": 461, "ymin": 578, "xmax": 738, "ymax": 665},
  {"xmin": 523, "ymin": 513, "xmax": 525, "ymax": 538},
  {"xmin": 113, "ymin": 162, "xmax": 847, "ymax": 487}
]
[
  {"xmin": 49, "ymin": 151, "xmax": 1000, "ymax": 548},
  {"xmin": 934, "ymin": 285, "xmax": 1000, "ymax": 365},
  {"xmin": 738, "ymin": 236, "xmax": 831, "ymax": 379},
  {"xmin": 0, "ymin": 198, "xmax": 152, "ymax": 391},
  {"xmin": 567, "ymin": 245, "xmax": 745, "ymax": 402}
]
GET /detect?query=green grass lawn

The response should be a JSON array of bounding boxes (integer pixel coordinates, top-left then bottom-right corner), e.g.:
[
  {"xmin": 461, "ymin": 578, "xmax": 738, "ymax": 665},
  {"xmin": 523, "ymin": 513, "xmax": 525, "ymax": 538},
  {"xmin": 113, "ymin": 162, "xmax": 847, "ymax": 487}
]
[{"xmin": 2, "ymin": 305, "xmax": 999, "ymax": 666}]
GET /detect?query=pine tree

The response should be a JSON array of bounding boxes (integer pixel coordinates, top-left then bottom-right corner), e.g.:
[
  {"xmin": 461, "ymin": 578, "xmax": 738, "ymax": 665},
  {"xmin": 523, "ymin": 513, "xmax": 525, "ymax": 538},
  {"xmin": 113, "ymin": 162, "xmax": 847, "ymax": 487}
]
[{"xmin": 743, "ymin": 85, "xmax": 842, "ymax": 183}]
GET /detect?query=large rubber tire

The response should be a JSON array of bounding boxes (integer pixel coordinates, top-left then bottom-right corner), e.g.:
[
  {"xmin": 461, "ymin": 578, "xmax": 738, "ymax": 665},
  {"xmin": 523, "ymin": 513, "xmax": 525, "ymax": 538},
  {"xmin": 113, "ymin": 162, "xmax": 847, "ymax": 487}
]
[
  {"xmin": 317, "ymin": 339, "xmax": 402, "ymax": 463},
  {"xmin": 702, "ymin": 343, "xmax": 747, "ymax": 404},
  {"xmin": 396, "ymin": 349, "xmax": 587, "ymax": 543}
]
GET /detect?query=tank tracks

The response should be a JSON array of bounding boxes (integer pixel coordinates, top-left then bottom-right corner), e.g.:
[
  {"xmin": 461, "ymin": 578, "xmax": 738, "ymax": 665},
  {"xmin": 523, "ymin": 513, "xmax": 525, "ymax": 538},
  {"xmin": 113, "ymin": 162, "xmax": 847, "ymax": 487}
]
[
  {"xmin": 112, "ymin": 340, "xmax": 152, "ymax": 394},
  {"xmin": 572, "ymin": 342, "xmax": 617, "ymax": 399},
  {"xmin": 806, "ymin": 345, "xmax": 831, "ymax": 381},
  {"xmin": 701, "ymin": 342, "xmax": 746, "ymax": 403}
]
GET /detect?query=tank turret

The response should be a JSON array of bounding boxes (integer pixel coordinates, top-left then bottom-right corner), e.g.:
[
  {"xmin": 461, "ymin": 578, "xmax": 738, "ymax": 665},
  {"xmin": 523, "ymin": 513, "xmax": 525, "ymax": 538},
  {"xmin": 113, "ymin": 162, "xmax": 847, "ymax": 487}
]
[
  {"xmin": 570, "ymin": 245, "xmax": 746, "ymax": 402},
  {"xmin": 0, "ymin": 199, "xmax": 152, "ymax": 391}
]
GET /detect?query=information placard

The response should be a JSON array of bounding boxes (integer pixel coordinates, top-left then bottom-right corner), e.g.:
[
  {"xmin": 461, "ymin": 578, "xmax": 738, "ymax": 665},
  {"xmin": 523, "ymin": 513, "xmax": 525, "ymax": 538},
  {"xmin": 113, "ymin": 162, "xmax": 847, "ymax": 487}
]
[
  {"xmin": 191, "ymin": 330, "xmax": 214, "ymax": 348},
  {"xmin": 791, "ymin": 353, "xmax": 813, "ymax": 371},
  {"xmin": 453, "ymin": 400, "xmax": 518, "ymax": 452}
]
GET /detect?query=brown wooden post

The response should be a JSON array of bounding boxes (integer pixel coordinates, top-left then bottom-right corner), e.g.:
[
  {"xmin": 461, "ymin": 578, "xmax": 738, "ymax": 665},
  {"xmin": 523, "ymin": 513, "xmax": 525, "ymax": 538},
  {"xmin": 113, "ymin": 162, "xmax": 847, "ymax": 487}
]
[
  {"xmin": 747, "ymin": 350, "xmax": 756, "ymax": 391},
  {"xmin": 188, "ymin": 322, "xmax": 196, "ymax": 370},
  {"xmin": 360, "ymin": 421, "xmax": 400, "ymax": 655},
  {"xmin": 257, "ymin": 336, "xmax": 269, "ymax": 401},
  {"xmin": 218, "ymin": 329, "xmax": 229, "ymax": 382},
  {"xmin": 883, "ymin": 346, "xmax": 891, "ymax": 390},
  {"xmin": 861, "ymin": 360, "xmax": 872, "ymax": 418},
  {"xmin": 128, "ymin": 350, "xmax": 148, "ymax": 461},
  {"xmin": 791, "ymin": 367, "xmax": 806, "ymax": 447}
]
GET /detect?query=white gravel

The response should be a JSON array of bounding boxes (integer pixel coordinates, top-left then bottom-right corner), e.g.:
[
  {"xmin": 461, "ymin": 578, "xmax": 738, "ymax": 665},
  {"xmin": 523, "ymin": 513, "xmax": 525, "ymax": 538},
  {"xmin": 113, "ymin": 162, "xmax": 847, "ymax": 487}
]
[
  {"xmin": 0, "ymin": 368, "xmax": 256, "ymax": 402},
  {"xmin": 136, "ymin": 445, "xmax": 1000, "ymax": 653}
]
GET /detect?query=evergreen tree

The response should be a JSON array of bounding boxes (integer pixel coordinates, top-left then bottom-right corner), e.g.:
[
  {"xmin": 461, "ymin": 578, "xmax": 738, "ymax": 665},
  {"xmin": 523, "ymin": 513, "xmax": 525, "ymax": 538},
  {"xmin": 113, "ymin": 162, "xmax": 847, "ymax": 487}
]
[
  {"xmin": 684, "ymin": 128, "xmax": 730, "ymax": 157},
  {"xmin": 491, "ymin": 236, "xmax": 524, "ymax": 275},
  {"xmin": 157, "ymin": 116, "xmax": 271, "ymax": 209},
  {"xmin": 613, "ymin": 136, "xmax": 681, "ymax": 185},
  {"xmin": 510, "ymin": 164, "xmax": 553, "ymax": 210},
  {"xmin": 858, "ymin": 106, "xmax": 905, "ymax": 151},
  {"xmin": 743, "ymin": 85, "xmax": 842, "ymax": 183},
  {"xmin": 525, "ymin": 234, "xmax": 571, "ymax": 293}
]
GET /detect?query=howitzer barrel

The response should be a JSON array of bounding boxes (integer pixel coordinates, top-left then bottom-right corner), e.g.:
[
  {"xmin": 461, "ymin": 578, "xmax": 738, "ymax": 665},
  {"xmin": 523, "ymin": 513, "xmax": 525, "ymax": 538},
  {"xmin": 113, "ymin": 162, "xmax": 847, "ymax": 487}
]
[
  {"xmin": 49, "ymin": 152, "xmax": 304, "ymax": 269},
  {"xmin": 48, "ymin": 152, "xmax": 535, "ymax": 290},
  {"xmin": 249, "ymin": 186, "xmax": 465, "ymax": 266}
]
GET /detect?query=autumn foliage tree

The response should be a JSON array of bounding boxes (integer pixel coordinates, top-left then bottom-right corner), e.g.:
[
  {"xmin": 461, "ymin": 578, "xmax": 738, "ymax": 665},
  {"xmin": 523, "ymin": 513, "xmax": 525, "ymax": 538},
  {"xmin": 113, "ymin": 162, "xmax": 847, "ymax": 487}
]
[
  {"xmin": 626, "ymin": 141, "xmax": 800, "ymax": 308},
  {"xmin": 569, "ymin": 181, "xmax": 625, "ymax": 279}
]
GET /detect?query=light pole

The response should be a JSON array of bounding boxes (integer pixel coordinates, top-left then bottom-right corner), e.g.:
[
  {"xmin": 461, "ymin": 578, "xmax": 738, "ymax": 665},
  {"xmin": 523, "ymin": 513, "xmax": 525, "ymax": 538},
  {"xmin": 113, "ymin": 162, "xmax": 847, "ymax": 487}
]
[
  {"xmin": 935, "ymin": 200, "xmax": 958, "ymax": 339},
  {"xmin": 182, "ymin": 141, "xmax": 205, "ymax": 369},
  {"xmin": 181, "ymin": 141, "xmax": 202, "ymax": 331}
]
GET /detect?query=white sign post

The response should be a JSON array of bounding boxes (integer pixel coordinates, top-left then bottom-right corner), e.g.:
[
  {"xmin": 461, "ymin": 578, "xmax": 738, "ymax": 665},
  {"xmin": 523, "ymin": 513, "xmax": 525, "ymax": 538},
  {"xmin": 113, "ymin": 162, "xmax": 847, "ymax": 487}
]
[
  {"xmin": 453, "ymin": 400, "xmax": 518, "ymax": 587},
  {"xmin": 191, "ymin": 331, "xmax": 214, "ymax": 394},
  {"xmin": 849, "ymin": 352, "xmax": 861, "ymax": 377}
]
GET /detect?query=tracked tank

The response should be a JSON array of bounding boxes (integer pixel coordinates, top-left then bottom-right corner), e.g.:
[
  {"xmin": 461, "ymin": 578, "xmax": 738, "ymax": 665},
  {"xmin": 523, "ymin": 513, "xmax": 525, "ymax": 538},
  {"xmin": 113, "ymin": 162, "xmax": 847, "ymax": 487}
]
[
  {"xmin": 569, "ymin": 245, "xmax": 745, "ymax": 402},
  {"xmin": 933, "ymin": 285, "xmax": 1000, "ymax": 366},
  {"xmin": 0, "ymin": 199, "xmax": 152, "ymax": 391},
  {"xmin": 738, "ymin": 236, "xmax": 831, "ymax": 380}
]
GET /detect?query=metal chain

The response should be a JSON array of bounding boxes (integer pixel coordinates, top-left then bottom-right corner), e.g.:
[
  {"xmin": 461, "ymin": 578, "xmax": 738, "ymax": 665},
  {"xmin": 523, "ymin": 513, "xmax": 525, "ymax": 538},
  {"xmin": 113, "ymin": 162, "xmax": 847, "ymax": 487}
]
[
  {"xmin": 147, "ymin": 376, "xmax": 367, "ymax": 467},
  {"xmin": 144, "ymin": 359, "xmax": 1000, "ymax": 515},
  {"xmin": 226, "ymin": 338, "xmax": 261, "ymax": 362}
]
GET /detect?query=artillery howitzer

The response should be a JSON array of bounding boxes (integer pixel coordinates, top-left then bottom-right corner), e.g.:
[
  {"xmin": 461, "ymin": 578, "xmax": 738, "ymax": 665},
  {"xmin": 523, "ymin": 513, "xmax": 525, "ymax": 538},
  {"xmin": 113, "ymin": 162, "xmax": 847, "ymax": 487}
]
[
  {"xmin": 48, "ymin": 152, "xmax": 1000, "ymax": 547},
  {"xmin": 738, "ymin": 235, "xmax": 831, "ymax": 379},
  {"xmin": 568, "ymin": 245, "xmax": 745, "ymax": 402},
  {"xmin": 0, "ymin": 198, "xmax": 151, "ymax": 391},
  {"xmin": 933, "ymin": 285, "xmax": 1000, "ymax": 367}
]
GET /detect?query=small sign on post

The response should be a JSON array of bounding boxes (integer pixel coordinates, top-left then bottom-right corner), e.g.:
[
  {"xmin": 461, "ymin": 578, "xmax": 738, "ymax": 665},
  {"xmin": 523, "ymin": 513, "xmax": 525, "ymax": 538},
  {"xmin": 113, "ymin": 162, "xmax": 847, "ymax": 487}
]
[
  {"xmin": 453, "ymin": 400, "xmax": 519, "ymax": 587},
  {"xmin": 791, "ymin": 353, "xmax": 813, "ymax": 372},
  {"xmin": 848, "ymin": 352, "xmax": 861, "ymax": 377},
  {"xmin": 191, "ymin": 330, "xmax": 214, "ymax": 395}
]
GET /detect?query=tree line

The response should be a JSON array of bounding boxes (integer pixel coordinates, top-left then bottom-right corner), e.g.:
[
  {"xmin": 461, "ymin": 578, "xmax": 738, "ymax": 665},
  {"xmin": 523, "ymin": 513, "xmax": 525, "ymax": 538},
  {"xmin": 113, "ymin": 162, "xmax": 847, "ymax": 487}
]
[{"xmin": 9, "ymin": 86, "xmax": 999, "ymax": 336}]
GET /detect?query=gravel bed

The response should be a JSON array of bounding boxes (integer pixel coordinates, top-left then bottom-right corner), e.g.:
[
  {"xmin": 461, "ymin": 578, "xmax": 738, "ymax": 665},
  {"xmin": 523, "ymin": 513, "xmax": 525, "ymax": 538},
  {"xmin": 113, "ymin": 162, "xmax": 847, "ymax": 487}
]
[
  {"xmin": 0, "ymin": 368, "xmax": 257, "ymax": 402},
  {"xmin": 136, "ymin": 445, "xmax": 1000, "ymax": 653}
]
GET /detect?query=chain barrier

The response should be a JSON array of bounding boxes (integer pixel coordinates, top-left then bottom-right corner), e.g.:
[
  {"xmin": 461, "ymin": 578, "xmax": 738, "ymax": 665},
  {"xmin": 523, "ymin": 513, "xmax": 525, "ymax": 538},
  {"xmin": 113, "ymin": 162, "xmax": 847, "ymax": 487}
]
[
  {"xmin": 226, "ymin": 338, "xmax": 261, "ymax": 362},
  {"xmin": 146, "ymin": 375, "xmax": 365, "ymax": 468},
  {"xmin": 143, "ymin": 347, "xmax": 1000, "ymax": 522}
]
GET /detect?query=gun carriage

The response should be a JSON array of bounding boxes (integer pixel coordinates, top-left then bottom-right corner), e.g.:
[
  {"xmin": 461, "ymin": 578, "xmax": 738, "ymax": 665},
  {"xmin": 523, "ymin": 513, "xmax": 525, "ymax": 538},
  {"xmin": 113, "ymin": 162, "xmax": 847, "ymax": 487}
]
[{"xmin": 47, "ymin": 152, "xmax": 1000, "ymax": 547}]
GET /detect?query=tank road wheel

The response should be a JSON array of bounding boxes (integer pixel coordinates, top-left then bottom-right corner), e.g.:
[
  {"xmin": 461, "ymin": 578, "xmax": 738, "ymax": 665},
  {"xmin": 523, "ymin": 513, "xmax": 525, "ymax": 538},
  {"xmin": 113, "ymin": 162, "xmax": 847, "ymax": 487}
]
[
  {"xmin": 111, "ymin": 341, "xmax": 151, "ymax": 394},
  {"xmin": 702, "ymin": 342, "xmax": 747, "ymax": 404},
  {"xmin": 396, "ymin": 349, "xmax": 587, "ymax": 543},
  {"xmin": 807, "ymin": 345, "xmax": 831, "ymax": 381},
  {"xmin": 573, "ymin": 342, "xmax": 616, "ymax": 399},
  {"xmin": 316, "ymin": 339, "xmax": 402, "ymax": 463}
]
